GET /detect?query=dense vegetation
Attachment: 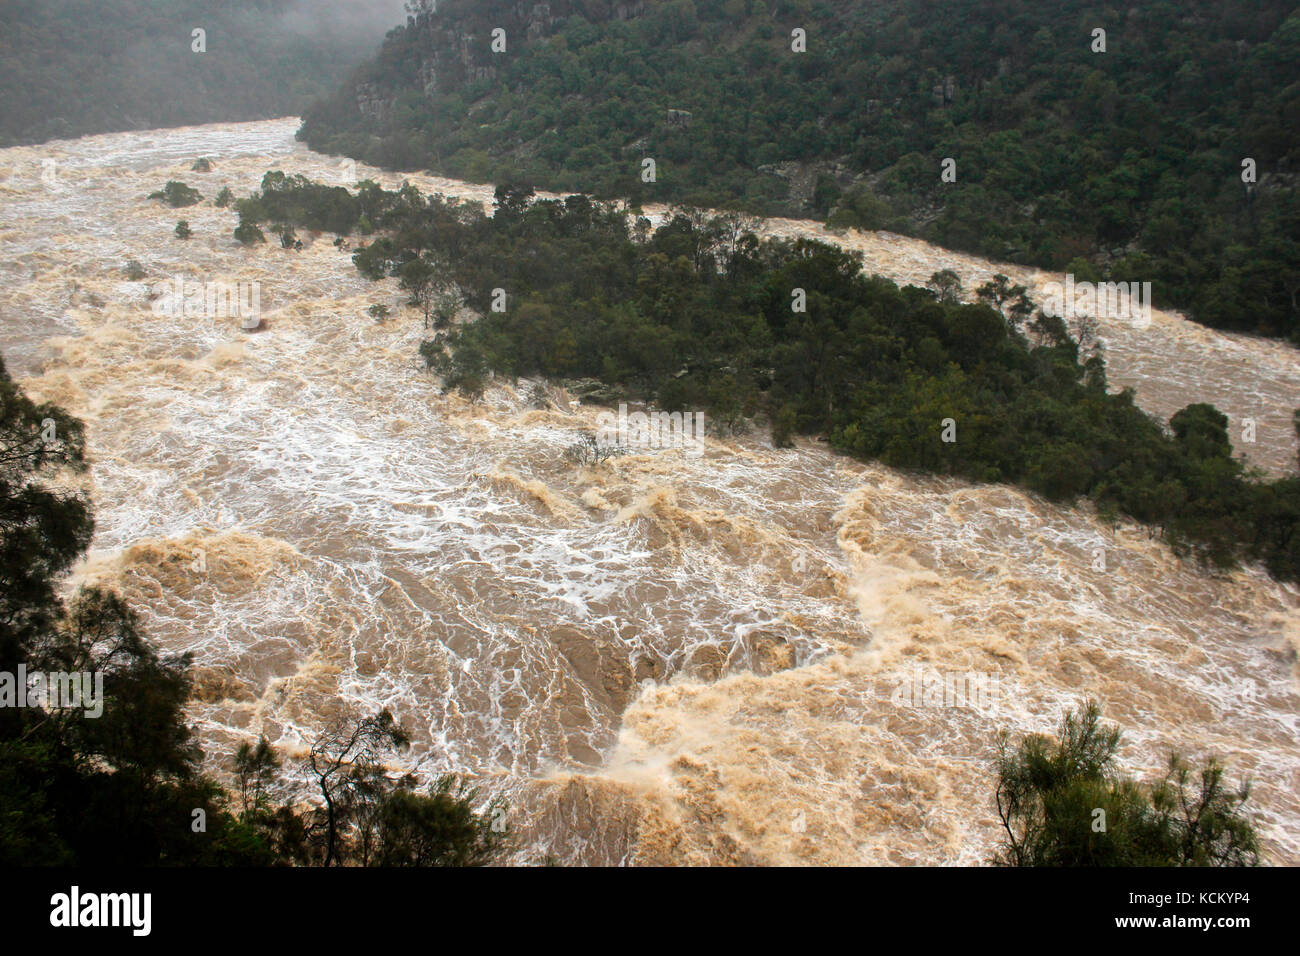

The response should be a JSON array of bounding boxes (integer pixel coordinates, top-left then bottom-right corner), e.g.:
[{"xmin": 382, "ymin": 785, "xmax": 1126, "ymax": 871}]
[
  {"xmin": 0, "ymin": 0, "xmax": 404, "ymax": 146},
  {"xmin": 0, "ymin": 354, "xmax": 507, "ymax": 865},
  {"xmin": 298, "ymin": 0, "xmax": 1300, "ymax": 342},
  {"xmin": 232, "ymin": 172, "xmax": 1300, "ymax": 581},
  {"xmin": 994, "ymin": 702, "xmax": 1259, "ymax": 866}
]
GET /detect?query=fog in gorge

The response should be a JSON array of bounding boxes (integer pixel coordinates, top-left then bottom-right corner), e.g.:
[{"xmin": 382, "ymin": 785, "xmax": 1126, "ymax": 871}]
[{"xmin": 0, "ymin": 0, "xmax": 412, "ymax": 147}]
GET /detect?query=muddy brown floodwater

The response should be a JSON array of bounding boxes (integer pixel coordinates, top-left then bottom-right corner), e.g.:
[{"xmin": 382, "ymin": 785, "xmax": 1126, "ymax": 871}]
[{"xmin": 1, "ymin": 118, "xmax": 1297, "ymax": 864}]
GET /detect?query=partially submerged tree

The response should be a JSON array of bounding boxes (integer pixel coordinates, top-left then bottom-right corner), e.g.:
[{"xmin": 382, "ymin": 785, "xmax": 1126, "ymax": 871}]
[
  {"xmin": 770, "ymin": 404, "xmax": 798, "ymax": 448},
  {"xmin": 234, "ymin": 221, "xmax": 265, "ymax": 245},
  {"xmin": 430, "ymin": 288, "xmax": 462, "ymax": 329},
  {"xmin": 269, "ymin": 222, "xmax": 302, "ymax": 250},
  {"xmin": 993, "ymin": 701, "xmax": 1259, "ymax": 866},
  {"xmin": 234, "ymin": 736, "xmax": 280, "ymax": 816},
  {"xmin": 928, "ymin": 268, "xmax": 963, "ymax": 305},
  {"xmin": 399, "ymin": 254, "xmax": 456, "ymax": 328},
  {"xmin": 375, "ymin": 775, "xmax": 508, "ymax": 867},
  {"xmin": 306, "ymin": 709, "xmax": 409, "ymax": 867},
  {"xmin": 149, "ymin": 180, "xmax": 202, "ymax": 208},
  {"xmin": 565, "ymin": 431, "xmax": 624, "ymax": 466},
  {"xmin": 302, "ymin": 711, "xmax": 510, "ymax": 866},
  {"xmin": 977, "ymin": 273, "xmax": 1034, "ymax": 335}
]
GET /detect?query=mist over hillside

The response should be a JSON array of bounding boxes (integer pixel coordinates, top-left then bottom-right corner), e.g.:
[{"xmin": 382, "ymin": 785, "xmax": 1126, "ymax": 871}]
[{"xmin": 0, "ymin": 0, "xmax": 410, "ymax": 146}]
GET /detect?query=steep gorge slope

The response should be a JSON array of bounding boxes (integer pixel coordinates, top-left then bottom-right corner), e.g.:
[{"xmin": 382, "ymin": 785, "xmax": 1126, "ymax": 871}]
[{"xmin": 298, "ymin": 0, "xmax": 1300, "ymax": 341}]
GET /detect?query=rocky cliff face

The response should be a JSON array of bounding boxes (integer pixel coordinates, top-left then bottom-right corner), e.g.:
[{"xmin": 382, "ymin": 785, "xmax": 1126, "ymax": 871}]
[
  {"xmin": 359, "ymin": 0, "xmax": 647, "ymax": 109},
  {"xmin": 356, "ymin": 82, "xmax": 390, "ymax": 119}
]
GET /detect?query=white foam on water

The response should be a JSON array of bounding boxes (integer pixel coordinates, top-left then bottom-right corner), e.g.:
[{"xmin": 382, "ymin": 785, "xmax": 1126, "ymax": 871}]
[{"xmin": 1, "ymin": 119, "xmax": 1298, "ymax": 864}]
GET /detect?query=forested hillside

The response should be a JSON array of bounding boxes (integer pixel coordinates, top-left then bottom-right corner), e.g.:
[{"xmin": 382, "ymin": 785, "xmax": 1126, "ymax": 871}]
[
  {"xmin": 0, "ymin": 0, "xmax": 404, "ymax": 146},
  {"xmin": 297, "ymin": 0, "xmax": 1300, "ymax": 341}
]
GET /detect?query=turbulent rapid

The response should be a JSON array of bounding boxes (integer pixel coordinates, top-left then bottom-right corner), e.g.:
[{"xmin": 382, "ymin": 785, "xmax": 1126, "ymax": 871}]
[{"xmin": 2, "ymin": 118, "xmax": 1298, "ymax": 865}]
